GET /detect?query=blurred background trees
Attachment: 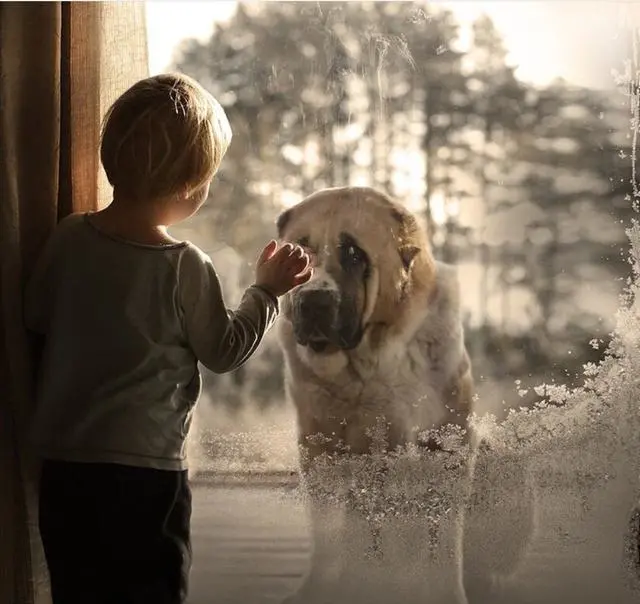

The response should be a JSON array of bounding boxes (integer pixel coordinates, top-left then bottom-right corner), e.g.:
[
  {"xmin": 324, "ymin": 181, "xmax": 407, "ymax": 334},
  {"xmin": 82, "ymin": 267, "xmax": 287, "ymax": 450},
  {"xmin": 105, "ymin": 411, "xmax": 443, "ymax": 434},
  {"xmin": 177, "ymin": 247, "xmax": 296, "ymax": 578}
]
[{"xmin": 167, "ymin": 1, "xmax": 632, "ymax": 419}]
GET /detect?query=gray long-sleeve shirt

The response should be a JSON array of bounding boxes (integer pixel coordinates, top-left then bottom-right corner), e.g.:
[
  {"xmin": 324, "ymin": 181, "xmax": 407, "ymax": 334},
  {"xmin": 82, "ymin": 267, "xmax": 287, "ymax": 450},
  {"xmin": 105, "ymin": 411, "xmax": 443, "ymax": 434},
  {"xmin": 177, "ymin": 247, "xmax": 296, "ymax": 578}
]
[{"xmin": 24, "ymin": 213, "xmax": 278, "ymax": 470}]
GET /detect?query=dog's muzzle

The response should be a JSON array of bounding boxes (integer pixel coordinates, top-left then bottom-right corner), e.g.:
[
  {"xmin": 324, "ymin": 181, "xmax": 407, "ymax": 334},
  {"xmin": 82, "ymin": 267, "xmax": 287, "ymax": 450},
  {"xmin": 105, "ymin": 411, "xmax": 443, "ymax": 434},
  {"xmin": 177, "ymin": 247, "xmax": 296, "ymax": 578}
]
[{"xmin": 292, "ymin": 289, "xmax": 340, "ymax": 352}]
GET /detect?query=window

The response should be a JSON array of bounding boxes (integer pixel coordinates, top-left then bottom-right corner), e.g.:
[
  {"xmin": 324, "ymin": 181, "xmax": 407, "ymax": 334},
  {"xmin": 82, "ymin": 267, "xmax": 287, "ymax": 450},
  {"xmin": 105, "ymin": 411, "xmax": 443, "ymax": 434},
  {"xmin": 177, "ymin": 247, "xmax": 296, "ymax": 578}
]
[{"xmin": 146, "ymin": 3, "xmax": 638, "ymax": 603}]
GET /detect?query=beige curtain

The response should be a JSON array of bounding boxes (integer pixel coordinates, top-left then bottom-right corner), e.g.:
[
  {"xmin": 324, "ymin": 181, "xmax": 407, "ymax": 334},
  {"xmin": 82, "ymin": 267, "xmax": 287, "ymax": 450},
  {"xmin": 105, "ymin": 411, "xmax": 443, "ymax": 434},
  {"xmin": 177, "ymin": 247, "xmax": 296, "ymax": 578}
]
[{"xmin": 0, "ymin": 3, "xmax": 148, "ymax": 603}]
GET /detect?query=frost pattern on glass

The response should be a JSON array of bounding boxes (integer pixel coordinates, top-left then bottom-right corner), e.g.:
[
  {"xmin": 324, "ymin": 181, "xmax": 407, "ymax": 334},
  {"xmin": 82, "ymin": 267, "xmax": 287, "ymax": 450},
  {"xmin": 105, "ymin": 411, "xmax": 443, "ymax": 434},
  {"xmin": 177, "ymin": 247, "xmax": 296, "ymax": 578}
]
[{"xmin": 277, "ymin": 33, "xmax": 640, "ymax": 602}]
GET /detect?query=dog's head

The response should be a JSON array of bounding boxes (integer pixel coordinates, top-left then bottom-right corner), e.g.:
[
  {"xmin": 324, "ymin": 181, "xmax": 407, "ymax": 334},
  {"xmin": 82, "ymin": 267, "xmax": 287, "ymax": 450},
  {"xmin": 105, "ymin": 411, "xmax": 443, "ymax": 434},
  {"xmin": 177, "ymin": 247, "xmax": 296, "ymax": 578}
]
[{"xmin": 276, "ymin": 186, "xmax": 435, "ymax": 354}]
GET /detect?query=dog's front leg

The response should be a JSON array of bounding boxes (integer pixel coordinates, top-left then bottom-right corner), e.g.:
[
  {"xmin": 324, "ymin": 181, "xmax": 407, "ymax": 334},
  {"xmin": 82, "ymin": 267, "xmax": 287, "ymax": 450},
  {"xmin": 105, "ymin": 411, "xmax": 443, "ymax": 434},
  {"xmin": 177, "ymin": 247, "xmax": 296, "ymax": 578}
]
[
  {"xmin": 457, "ymin": 439, "xmax": 538, "ymax": 604},
  {"xmin": 282, "ymin": 458, "xmax": 348, "ymax": 604}
]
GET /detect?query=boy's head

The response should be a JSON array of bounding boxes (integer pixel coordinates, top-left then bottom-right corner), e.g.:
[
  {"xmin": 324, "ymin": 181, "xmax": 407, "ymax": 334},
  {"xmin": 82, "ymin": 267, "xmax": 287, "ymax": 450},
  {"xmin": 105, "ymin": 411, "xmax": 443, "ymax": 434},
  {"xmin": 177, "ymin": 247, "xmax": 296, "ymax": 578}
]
[{"xmin": 100, "ymin": 73, "xmax": 231, "ymax": 211}]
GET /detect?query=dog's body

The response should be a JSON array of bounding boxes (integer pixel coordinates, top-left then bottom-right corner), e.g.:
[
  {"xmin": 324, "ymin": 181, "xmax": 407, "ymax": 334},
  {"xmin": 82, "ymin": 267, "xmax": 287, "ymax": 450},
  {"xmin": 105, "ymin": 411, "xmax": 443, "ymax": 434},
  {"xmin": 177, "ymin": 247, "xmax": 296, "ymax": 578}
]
[
  {"xmin": 276, "ymin": 186, "xmax": 534, "ymax": 603},
  {"xmin": 279, "ymin": 258, "xmax": 473, "ymax": 460}
]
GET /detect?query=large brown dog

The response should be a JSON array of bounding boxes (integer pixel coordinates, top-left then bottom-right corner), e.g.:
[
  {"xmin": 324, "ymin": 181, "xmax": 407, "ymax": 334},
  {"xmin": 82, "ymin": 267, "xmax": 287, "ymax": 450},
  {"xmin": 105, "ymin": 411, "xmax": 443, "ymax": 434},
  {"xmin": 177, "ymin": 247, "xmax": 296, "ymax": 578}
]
[
  {"xmin": 276, "ymin": 186, "xmax": 534, "ymax": 604},
  {"xmin": 277, "ymin": 186, "xmax": 473, "ymax": 460}
]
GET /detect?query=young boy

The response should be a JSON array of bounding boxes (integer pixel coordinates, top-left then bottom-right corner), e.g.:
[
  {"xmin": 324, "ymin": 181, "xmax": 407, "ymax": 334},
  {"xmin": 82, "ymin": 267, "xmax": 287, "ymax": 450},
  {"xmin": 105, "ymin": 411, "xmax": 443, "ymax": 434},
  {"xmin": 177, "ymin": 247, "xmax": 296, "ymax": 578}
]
[{"xmin": 24, "ymin": 73, "xmax": 312, "ymax": 604}]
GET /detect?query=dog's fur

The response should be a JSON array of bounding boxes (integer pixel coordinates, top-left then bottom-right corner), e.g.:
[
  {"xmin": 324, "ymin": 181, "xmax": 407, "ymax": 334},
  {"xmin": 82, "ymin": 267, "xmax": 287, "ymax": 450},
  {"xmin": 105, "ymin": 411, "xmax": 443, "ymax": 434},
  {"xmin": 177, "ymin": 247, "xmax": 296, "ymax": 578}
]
[{"xmin": 276, "ymin": 186, "xmax": 534, "ymax": 603}]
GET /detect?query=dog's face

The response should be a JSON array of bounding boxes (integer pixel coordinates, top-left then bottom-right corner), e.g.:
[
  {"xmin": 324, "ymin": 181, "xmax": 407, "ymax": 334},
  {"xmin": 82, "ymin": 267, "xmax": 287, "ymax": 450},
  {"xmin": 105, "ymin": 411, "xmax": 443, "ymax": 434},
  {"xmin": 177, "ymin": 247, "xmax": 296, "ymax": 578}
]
[{"xmin": 277, "ymin": 186, "xmax": 435, "ymax": 355}]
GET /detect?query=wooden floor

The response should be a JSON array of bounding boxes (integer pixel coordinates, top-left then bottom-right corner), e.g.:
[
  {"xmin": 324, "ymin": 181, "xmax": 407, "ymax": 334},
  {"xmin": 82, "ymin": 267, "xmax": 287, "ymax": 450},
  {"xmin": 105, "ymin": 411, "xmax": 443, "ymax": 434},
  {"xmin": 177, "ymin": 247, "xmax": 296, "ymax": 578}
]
[
  {"xmin": 188, "ymin": 482, "xmax": 310, "ymax": 604},
  {"xmin": 187, "ymin": 473, "xmax": 640, "ymax": 604}
]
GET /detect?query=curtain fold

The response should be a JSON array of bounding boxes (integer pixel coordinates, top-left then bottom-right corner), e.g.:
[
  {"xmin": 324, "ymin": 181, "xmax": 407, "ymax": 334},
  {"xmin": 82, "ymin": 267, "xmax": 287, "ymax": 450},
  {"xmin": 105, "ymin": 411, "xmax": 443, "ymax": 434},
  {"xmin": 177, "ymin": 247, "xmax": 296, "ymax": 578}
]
[{"xmin": 0, "ymin": 3, "xmax": 148, "ymax": 602}]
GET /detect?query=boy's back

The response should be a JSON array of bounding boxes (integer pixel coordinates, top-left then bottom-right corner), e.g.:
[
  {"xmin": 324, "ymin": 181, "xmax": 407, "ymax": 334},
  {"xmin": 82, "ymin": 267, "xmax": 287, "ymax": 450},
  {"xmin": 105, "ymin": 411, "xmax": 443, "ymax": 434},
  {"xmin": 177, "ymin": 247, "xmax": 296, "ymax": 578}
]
[{"xmin": 26, "ymin": 212, "xmax": 281, "ymax": 470}]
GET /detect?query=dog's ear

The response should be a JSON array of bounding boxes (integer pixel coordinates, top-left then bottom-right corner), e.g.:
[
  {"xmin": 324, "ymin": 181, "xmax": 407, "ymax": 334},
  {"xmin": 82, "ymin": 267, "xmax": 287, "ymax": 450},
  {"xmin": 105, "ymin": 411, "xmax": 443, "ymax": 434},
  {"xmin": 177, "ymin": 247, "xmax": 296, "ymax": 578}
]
[
  {"xmin": 276, "ymin": 209, "xmax": 292, "ymax": 238},
  {"xmin": 390, "ymin": 207, "xmax": 406, "ymax": 226},
  {"xmin": 390, "ymin": 207, "xmax": 421, "ymax": 270},
  {"xmin": 399, "ymin": 245, "xmax": 421, "ymax": 271}
]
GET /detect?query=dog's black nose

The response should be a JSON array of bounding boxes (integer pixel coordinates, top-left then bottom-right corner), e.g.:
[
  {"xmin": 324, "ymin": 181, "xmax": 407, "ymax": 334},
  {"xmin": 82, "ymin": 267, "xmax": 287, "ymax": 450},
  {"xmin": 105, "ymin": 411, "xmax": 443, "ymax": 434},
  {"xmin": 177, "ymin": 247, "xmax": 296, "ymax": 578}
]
[
  {"xmin": 296, "ymin": 289, "xmax": 338, "ymax": 318},
  {"xmin": 293, "ymin": 289, "xmax": 339, "ymax": 350}
]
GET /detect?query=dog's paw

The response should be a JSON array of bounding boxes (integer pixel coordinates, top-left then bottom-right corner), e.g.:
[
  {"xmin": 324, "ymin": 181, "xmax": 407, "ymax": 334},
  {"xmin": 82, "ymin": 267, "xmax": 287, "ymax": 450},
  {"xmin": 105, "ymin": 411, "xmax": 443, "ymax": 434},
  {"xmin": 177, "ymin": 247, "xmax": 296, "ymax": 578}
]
[{"xmin": 460, "ymin": 449, "xmax": 538, "ymax": 595}]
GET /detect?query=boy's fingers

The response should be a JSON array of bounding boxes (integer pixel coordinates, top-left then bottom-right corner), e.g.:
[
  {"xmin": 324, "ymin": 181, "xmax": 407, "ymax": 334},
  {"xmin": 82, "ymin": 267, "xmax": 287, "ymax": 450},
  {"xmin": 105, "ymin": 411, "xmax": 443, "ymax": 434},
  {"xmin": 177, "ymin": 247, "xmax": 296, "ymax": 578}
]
[
  {"xmin": 272, "ymin": 242, "xmax": 295, "ymax": 261},
  {"xmin": 292, "ymin": 268, "xmax": 313, "ymax": 286},
  {"xmin": 288, "ymin": 260, "xmax": 309, "ymax": 277},
  {"xmin": 293, "ymin": 254, "xmax": 310, "ymax": 269},
  {"xmin": 279, "ymin": 248, "xmax": 308, "ymax": 267},
  {"xmin": 257, "ymin": 240, "xmax": 278, "ymax": 265}
]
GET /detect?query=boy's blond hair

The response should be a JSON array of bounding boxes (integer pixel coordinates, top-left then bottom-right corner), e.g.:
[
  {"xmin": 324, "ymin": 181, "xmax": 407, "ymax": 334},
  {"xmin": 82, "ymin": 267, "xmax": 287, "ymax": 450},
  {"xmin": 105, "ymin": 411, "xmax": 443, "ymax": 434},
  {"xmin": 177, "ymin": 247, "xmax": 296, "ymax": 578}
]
[{"xmin": 100, "ymin": 73, "xmax": 232, "ymax": 202}]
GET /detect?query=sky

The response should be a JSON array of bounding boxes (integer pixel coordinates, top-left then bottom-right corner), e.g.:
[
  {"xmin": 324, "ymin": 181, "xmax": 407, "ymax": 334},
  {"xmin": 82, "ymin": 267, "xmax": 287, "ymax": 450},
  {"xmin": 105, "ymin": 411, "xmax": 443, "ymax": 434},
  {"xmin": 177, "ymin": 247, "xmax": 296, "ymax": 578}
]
[{"xmin": 145, "ymin": 0, "xmax": 633, "ymax": 90}]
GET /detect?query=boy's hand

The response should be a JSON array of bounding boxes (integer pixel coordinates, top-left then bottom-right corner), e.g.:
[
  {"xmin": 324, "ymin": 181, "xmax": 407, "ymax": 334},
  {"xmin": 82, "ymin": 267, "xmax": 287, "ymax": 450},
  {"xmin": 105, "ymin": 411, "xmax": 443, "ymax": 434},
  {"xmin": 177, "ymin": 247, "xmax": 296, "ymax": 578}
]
[{"xmin": 255, "ymin": 240, "xmax": 313, "ymax": 297}]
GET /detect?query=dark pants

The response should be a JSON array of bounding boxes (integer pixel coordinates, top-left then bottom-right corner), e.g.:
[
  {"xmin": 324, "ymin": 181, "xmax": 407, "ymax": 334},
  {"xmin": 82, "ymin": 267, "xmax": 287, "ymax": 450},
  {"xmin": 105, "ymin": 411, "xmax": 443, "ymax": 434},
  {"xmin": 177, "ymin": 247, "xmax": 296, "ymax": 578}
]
[{"xmin": 38, "ymin": 459, "xmax": 192, "ymax": 604}]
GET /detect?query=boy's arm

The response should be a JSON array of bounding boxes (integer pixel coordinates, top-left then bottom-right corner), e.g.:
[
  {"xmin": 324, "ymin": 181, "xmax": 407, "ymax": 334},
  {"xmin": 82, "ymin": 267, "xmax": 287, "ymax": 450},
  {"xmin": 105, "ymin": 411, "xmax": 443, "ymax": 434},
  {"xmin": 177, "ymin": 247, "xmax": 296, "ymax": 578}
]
[
  {"xmin": 23, "ymin": 214, "xmax": 83, "ymax": 334},
  {"xmin": 24, "ymin": 217, "xmax": 71, "ymax": 385},
  {"xmin": 24, "ymin": 230, "xmax": 57, "ymax": 335},
  {"xmin": 179, "ymin": 247, "xmax": 279, "ymax": 374}
]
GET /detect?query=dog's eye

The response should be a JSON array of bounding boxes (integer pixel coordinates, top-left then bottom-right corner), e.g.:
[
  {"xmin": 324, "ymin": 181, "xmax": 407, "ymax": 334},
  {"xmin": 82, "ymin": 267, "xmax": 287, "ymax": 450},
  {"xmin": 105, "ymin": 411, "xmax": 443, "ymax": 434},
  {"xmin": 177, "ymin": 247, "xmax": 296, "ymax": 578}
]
[
  {"xmin": 346, "ymin": 246, "xmax": 359, "ymax": 262},
  {"xmin": 341, "ymin": 243, "xmax": 367, "ymax": 268},
  {"xmin": 338, "ymin": 233, "xmax": 368, "ymax": 271}
]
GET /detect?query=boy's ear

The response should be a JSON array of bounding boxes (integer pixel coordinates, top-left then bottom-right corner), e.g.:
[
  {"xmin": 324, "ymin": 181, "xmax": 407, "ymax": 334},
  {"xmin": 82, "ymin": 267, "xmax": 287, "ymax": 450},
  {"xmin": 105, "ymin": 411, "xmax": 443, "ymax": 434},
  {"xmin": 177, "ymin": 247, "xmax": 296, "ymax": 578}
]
[{"xmin": 276, "ymin": 209, "xmax": 292, "ymax": 238}]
